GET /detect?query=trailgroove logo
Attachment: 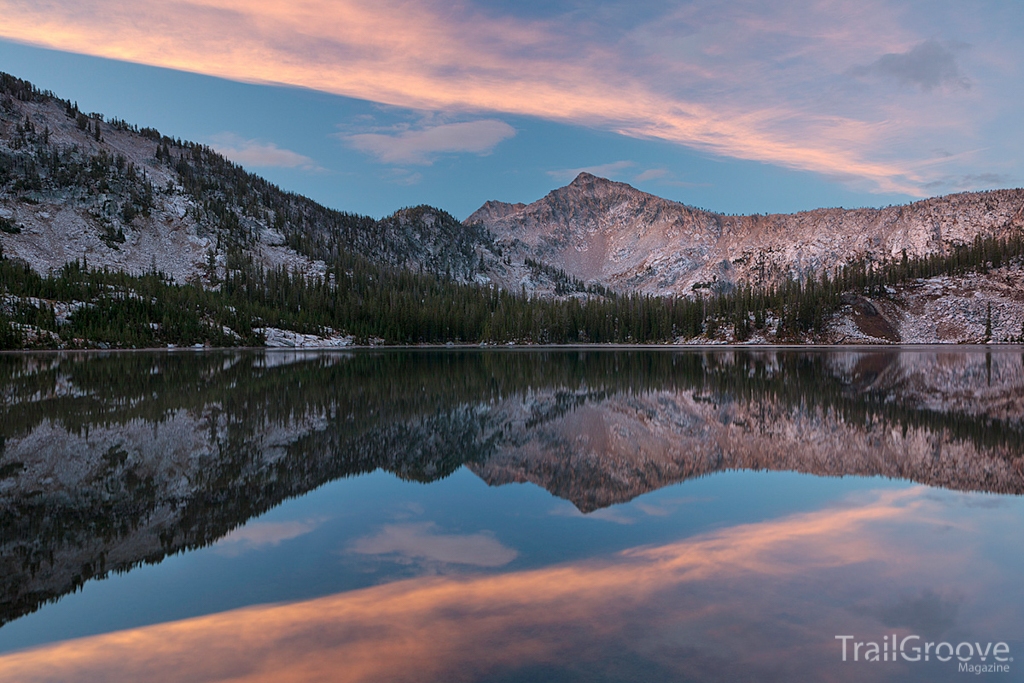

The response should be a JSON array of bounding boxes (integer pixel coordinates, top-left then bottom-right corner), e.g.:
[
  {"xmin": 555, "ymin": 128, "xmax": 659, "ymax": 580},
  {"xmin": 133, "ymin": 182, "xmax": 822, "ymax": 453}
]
[{"xmin": 836, "ymin": 635, "xmax": 1013, "ymax": 674}]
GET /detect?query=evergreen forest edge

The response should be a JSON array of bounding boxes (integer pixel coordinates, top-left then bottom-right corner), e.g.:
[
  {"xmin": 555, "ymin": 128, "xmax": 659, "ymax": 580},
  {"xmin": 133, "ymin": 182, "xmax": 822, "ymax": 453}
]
[{"xmin": 2, "ymin": 72, "xmax": 1023, "ymax": 350}]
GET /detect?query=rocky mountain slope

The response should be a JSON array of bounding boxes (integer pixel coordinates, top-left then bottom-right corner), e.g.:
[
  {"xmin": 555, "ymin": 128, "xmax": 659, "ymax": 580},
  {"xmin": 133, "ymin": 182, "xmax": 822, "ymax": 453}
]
[
  {"xmin": 469, "ymin": 172, "xmax": 1024, "ymax": 297},
  {"xmin": 821, "ymin": 268, "xmax": 1024, "ymax": 344},
  {"xmin": 4, "ymin": 71, "xmax": 1024, "ymax": 347},
  {"xmin": 7, "ymin": 68, "xmax": 1023, "ymax": 308},
  {"xmin": 0, "ymin": 74, "xmax": 492, "ymax": 286}
]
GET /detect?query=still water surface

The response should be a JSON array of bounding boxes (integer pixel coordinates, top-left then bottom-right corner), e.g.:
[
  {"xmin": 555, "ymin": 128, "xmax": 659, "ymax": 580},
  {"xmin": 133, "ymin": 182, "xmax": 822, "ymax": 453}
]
[{"xmin": 0, "ymin": 348, "xmax": 1021, "ymax": 681}]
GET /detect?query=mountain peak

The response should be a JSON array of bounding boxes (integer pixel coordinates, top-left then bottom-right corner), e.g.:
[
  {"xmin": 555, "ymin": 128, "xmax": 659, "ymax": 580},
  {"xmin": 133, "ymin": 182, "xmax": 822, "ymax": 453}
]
[
  {"xmin": 559, "ymin": 173, "xmax": 656, "ymax": 202},
  {"xmin": 567, "ymin": 172, "xmax": 621, "ymax": 189},
  {"xmin": 467, "ymin": 166, "xmax": 1024, "ymax": 301},
  {"xmin": 570, "ymin": 171, "xmax": 598, "ymax": 184}
]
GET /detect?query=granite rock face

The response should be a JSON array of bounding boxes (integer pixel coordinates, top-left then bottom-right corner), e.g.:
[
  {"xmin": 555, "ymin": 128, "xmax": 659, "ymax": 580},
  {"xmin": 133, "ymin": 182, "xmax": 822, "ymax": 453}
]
[
  {"xmin": 5, "ymin": 72, "xmax": 1024, "ymax": 345},
  {"xmin": 0, "ymin": 78, "xmax": 489, "ymax": 287},
  {"xmin": 469, "ymin": 173, "xmax": 1024, "ymax": 298}
]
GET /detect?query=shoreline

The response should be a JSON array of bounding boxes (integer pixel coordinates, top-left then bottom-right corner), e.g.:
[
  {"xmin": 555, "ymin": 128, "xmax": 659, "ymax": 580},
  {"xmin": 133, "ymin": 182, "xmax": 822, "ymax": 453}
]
[{"xmin": 4, "ymin": 342, "xmax": 1024, "ymax": 355}]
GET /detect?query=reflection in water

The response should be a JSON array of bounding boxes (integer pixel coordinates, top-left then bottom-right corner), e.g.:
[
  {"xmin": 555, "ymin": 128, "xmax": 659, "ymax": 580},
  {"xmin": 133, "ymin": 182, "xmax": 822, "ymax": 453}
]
[
  {"xmin": 349, "ymin": 522, "xmax": 519, "ymax": 568},
  {"xmin": 0, "ymin": 487, "xmax": 1018, "ymax": 683},
  {"xmin": 211, "ymin": 519, "xmax": 325, "ymax": 557},
  {"xmin": 1, "ymin": 348, "xmax": 1023, "ymax": 646}
]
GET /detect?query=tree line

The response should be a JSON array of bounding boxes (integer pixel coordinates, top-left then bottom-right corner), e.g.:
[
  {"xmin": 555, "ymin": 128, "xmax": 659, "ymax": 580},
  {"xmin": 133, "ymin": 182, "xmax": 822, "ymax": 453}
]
[
  {"xmin": 3, "ymin": 70, "xmax": 1024, "ymax": 348},
  {"xmin": 3, "ymin": 228, "xmax": 1023, "ymax": 349}
]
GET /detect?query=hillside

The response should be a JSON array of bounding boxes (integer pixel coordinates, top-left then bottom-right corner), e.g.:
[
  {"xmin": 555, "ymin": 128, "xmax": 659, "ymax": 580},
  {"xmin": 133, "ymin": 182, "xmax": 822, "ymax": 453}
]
[
  {"xmin": 469, "ymin": 172, "xmax": 1024, "ymax": 297},
  {"xmin": 467, "ymin": 174, "xmax": 1024, "ymax": 343},
  {"xmin": 0, "ymin": 73, "xmax": 491, "ymax": 285},
  {"xmin": 2, "ymin": 71, "xmax": 1024, "ymax": 347}
]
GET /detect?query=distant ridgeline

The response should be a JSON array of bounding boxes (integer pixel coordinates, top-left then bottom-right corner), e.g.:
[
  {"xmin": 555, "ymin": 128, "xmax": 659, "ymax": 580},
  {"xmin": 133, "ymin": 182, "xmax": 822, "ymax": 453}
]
[
  {"xmin": 1, "ymin": 349, "xmax": 1023, "ymax": 625},
  {"xmin": 2, "ymin": 72, "xmax": 1024, "ymax": 347}
]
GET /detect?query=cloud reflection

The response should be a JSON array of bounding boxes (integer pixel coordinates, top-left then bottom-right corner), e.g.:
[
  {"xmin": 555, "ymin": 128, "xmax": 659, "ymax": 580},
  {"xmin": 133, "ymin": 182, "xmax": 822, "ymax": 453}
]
[
  {"xmin": 874, "ymin": 589, "xmax": 961, "ymax": 639},
  {"xmin": 1, "ymin": 487, "xmax": 1018, "ymax": 682},
  {"xmin": 212, "ymin": 518, "xmax": 324, "ymax": 557},
  {"xmin": 349, "ymin": 522, "xmax": 518, "ymax": 567}
]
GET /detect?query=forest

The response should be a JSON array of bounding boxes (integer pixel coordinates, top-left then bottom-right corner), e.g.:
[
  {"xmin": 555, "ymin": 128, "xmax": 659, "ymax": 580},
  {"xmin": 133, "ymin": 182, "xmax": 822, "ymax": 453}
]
[
  {"xmin": 3, "ymin": 228, "xmax": 1023, "ymax": 349},
  {"xmin": 1, "ymin": 71, "xmax": 1023, "ymax": 349}
]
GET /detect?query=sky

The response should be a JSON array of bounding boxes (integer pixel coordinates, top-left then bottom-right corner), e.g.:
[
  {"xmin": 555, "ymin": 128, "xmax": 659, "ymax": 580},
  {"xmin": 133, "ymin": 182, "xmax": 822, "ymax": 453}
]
[{"xmin": 0, "ymin": 0, "xmax": 1021, "ymax": 220}]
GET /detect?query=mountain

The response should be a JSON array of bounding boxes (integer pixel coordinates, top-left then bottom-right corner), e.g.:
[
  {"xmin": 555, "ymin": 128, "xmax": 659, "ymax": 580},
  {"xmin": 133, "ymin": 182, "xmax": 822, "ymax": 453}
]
[
  {"xmin": 4, "ymin": 69, "xmax": 1024, "ymax": 347},
  {"xmin": 0, "ymin": 73, "xmax": 491, "ymax": 286},
  {"xmin": 468, "ymin": 172, "xmax": 1024, "ymax": 297},
  {"xmin": 467, "ymin": 173, "xmax": 1024, "ymax": 343},
  {"xmin": 6, "ymin": 67, "xmax": 1022, "ymax": 306}
]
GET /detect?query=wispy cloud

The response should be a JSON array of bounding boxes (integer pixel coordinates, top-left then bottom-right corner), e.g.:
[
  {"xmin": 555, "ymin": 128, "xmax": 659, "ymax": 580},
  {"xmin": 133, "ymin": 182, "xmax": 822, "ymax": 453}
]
[
  {"xmin": 349, "ymin": 522, "xmax": 518, "ymax": 567},
  {"xmin": 547, "ymin": 160, "xmax": 634, "ymax": 182},
  {"xmin": 0, "ymin": 0, "xmax": 1018, "ymax": 194},
  {"xmin": 550, "ymin": 504, "xmax": 636, "ymax": 524},
  {"xmin": 849, "ymin": 40, "xmax": 971, "ymax": 92},
  {"xmin": 342, "ymin": 119, "xmax": 516, "ymax": 164},
  {"xmin": 209, "ymin": 133, "xmax": 323, "ymax": 171},
  {"xmin": 212, "ymin": 518, "xmax": 323, "ymax": 556},
  {"xmin": 384, "ymin": 168, "xmax": 425, "ymax": 186},
  {"xmin": 923, "ymin": 172, "xmax": 1013, "ymax": 193},
  {"xmin": 632, "ymin": 168, "xmax": 670, "ymax": 182}
]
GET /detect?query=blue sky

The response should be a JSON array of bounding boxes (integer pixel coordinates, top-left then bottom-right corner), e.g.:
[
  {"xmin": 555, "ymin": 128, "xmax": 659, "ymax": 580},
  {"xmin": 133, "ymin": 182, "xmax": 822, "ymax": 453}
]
[{"xmin": 1, "ymin": 1, "xmax": 1021, "ymax": 220}]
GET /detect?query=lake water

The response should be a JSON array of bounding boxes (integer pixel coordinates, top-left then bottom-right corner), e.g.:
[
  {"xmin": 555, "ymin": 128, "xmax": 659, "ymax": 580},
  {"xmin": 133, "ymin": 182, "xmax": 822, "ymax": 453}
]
[{"xmin": 0, "ymin": 348, "xmax": 1021, "ymax": 682}]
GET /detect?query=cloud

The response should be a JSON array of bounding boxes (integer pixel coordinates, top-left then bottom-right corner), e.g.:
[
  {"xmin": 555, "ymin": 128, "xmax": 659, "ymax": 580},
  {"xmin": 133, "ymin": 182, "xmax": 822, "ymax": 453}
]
[
  {"xmin": 547, "ymin": 160, "xmax": 634, "ymax": 182},
  {"xmin": 850, "ymin": 40, "xmax": 971, "ymax": 91},
  {"xmin": 923, "ymin": 172, "xmax": 1013, "ymax": 193},
  {"xmin": 209, "ymin": 133, "xmax": 322, "ymax": 170},
  {"xmin": 873, "ymin": 589, "xmax": 961, "ymax": 639},
  {"xmin": 384, "ymin": 168, "xmax": 424, "ymax": 186},
  {"xmin": 0, "ymin": 0, "xmax": 1017, "ymax": 194},
  {"xmin": 343, "ymin": 120, "xmax": 516, "ymax": 164},
  {"xmin": 550, "ymin": 504, "xmax": 636, "ymax": 524},
  {"xmin": 632, "ymin": 168, "xmax": 670, "ymax": 182},
  {"xmin": 212, "ymin": 518, "xmax": 323, "ymax": 556},
  {"xmin": 349, "ymin": 522, "xmax": 518, "ymax": 567}
]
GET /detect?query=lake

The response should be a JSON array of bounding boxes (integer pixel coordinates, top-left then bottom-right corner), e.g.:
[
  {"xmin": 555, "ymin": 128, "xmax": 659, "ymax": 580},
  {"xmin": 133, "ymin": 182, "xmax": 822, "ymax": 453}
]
[{"xmin": 0, "ymin": 347, "xmax": 1021, "ymax": 682}]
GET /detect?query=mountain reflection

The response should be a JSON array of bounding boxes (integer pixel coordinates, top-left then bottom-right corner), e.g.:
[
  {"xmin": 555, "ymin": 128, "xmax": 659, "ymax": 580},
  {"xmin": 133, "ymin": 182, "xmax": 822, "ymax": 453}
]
[
  {"xmin": 1, "ymin": 348, "xmax": 1023, "ymax": 627},
  {"xmin": 0, "ymin": 486, "xmax": 1016, "ymax": 683}
]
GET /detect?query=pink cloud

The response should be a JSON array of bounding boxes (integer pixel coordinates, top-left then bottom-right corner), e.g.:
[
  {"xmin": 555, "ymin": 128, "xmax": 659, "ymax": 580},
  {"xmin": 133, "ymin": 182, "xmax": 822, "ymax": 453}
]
[
  {"xmin": 632, "ymin": 168, "xmax": 670, "ymax": 182},
  {"xmin": 0, "ymin": 0, "xmax": 1016, "ymax": 195}
]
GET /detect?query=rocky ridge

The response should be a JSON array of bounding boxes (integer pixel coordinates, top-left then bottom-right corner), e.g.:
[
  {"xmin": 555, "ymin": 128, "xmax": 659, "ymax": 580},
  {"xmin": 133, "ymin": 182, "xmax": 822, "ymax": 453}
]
[
  {"xmin": 469, "ymin": 172, "xmax": 1024, "ymax": 298},
  {"xmin": 0, "ymin": 74, "xmax": 491, "ymax": 287},
  {"xmin": 4, "ymin": 72, "xmax": 1024, "ymax": 345}
]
